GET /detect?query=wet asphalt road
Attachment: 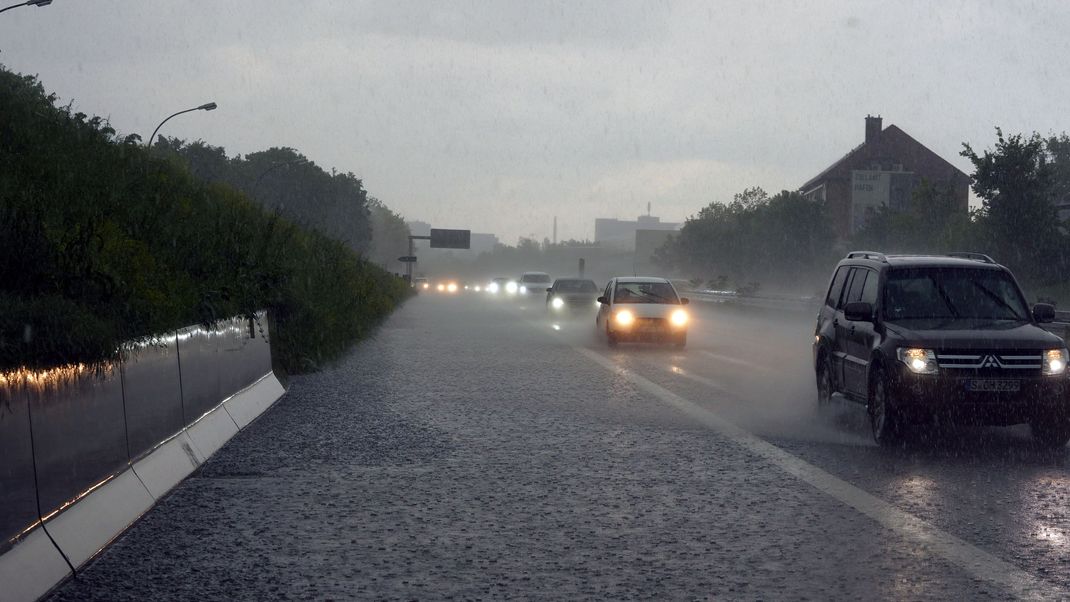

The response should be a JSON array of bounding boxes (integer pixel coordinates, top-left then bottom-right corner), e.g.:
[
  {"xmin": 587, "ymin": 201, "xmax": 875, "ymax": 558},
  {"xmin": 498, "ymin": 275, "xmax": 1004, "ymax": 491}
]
[{"xmin": 49, "ymin": 293, "xmax": 1070, "ymax": 600}]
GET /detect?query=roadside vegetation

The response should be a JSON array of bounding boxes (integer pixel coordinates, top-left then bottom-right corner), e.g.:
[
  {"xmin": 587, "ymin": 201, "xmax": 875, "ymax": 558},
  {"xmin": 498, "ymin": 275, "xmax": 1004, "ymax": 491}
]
[
  {"xmin": 655, "ymin": 131, "xmax": 1070, "ymax": 304},
  {"xmin": 0, "ymin": 66, "xmax": 412, "ymax": 372}
]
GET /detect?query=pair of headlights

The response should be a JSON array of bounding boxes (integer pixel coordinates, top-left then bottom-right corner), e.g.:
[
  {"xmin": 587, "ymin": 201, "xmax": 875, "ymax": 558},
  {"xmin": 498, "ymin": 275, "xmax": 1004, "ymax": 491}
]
[
  {"xmin": 613, "ymin": 309, "xmax": 688, "ymax": 327},
  {"xmin": 897, "ymin": 347, "xmax": 1068, "ymax": 376}
]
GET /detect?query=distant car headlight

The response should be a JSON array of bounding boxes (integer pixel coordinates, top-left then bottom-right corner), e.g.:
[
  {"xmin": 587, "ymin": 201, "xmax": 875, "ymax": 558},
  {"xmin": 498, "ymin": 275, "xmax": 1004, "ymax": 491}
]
[
  {"xmin": 447, "ymin": 283, "xmax": 458, "ymax": 293},
  {"xmin": 670, "ymin": 309, "xmax": 688, "ymax": 327},
  {"xmin": 551, "ymin": 297, "xmax": 565, "ymax": 309},
  {"xmin": 897, "ymin": 348, "xmax": 938, "ymax": 375},
  {"xmin": 436, "ymin": 284, "xmax": 445, "ymax": 292},
  {"xmin": 488, "ymin": 283, "xmax": 499, "ymax": 293},
  {"xmin": 520, "ymin": 285, "xmax": 528, "ymax": 294},
  {"xmin": 615, "ymin": 310, "xmax": 635, "ymax": 327},
  {"xmin": 474, "ymin": 285, "xmax": 481, "ymax": 292},
  {"xmin": 506, "ymin": 282, "xmax": 518, "ymax": 294},
  {"xmin": 1044, "ymin": 348, "xmax": 1068, "ymax": 376},
  {"xmin": 422, "ymin": 283, "xmax": 429, "ymax": 289}
]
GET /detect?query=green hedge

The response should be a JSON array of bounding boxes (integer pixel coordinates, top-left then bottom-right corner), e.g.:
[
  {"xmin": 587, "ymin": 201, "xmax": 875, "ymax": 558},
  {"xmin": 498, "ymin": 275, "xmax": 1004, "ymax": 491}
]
[{"xmin": 0, "ymin": 67, "xmax": 411, "ymax": 372}]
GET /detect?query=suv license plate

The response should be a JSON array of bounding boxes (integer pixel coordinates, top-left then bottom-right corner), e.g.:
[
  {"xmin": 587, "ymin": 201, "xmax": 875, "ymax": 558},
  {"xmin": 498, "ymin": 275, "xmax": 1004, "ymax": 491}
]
[{"xmin": 966, "ymin": 379, "xmax": 1021, "ymax": 392}]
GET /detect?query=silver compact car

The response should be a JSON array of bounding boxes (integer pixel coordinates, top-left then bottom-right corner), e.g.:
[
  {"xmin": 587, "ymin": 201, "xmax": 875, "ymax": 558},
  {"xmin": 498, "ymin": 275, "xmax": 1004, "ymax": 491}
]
[{"xmin": 596, "ymin": 277, "xmax": 690, "ymax": 347}]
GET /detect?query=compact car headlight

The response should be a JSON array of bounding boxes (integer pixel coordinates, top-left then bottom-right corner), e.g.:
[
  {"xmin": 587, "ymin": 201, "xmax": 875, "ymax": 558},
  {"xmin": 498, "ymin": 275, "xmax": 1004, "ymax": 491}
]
[
  {"xmin": 897, "ymin": 348, "xmax": 938, "ymax": 375},
  {"xmin": 506, "ymin": 282, "xmax": 518, "ymax": 294},
  {"xmin": 488, "ymin": 283, "xmax": 499, "ymax": 293},
  {"xmin": 551, "ymin": 297, "xmax": 565, "ymax": 309},
  {"xmin": 422, "ymin": 283, "xmax": 429, "ymax": 289},
  {"xmin": 520, "ymin": 285, "xmax": 528, "ymax": 294},
  {"xmin": 615, "ymin": 310, "xmax": 634, "ymax": 327},
  {"xmin": 436, "ymin": 284, "xmax": 445, "ymax": 292},
  {"xmin": 670, "ymin": 309, "xmax": 688, "ymax": 327},
  {"xmin": 474, "ymin": 285, "xmax": 481, "ymax": 292},
  {"xmin": 447, "ymin": 283, "xmax": 458, "ymax": 293},
  {"xmin": 1044, "ymin": 348, "xmax": 1068, "ymax": 376}
]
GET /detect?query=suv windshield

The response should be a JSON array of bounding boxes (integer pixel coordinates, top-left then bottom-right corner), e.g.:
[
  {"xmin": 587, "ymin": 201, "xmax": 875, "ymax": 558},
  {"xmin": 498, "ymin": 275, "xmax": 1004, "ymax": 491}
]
[
  {"xmin": 614, "ymin": 282, "xmax": 680, "ymax": 304},
  {"xmin": 883, "ymin": 268, "xmax": 1030, "ymax": 323},
  {"xmin": 554, "ymin": 280, "xmax": 598, "ymax": 293},
  {"xmin": 521, "ymin": 274, "xmax": 551, "ymax": 283}
]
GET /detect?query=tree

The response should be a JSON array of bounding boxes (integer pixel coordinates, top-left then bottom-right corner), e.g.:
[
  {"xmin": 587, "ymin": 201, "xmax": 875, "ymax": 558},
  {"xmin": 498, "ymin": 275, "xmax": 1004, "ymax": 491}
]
[{"xmin": 961, "ymin": 129, "xmax": 1066, "ymax": 284}]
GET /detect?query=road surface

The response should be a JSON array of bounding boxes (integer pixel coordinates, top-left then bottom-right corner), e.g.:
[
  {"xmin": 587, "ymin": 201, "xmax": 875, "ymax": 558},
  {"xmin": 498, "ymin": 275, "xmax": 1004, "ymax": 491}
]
[{"xmin": 50, "ymin": 293, "xmax": 1070, "ymax": 600}]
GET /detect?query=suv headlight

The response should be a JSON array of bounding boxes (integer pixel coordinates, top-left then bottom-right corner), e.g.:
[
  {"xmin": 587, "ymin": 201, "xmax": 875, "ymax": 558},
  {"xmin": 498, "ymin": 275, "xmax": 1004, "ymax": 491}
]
[
  {"xmin": 1043, "ymin": 348, "xmax": 1068, "ymax": 376},
  {"xmin": 551, "ymin": 297, "xmax": 565, "ymax": 309},
  {"xmin": 897, "ymin": 348, "xmax": 939, "ymax": 375}
]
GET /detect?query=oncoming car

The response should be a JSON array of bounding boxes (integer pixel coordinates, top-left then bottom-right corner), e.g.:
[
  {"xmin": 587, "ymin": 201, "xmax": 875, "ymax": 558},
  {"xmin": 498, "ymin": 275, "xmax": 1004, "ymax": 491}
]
[
  {"xmin": 546, "ymin": 278, "xmax": 600, "ymax": 315},
  {"xmin": 412, "ymin": 277, "xmax": 429, "ymax": 291},
  {"xmin": 516, "ymin": 271, "xmax": 551, "ymax": 297},
  {"xmin": 814, "ymin": 252, "xmax": 1070, "ymax": 447},
  {"xmin": 596, "ymin": 277, "xmax": 690, "ymax": 347}
]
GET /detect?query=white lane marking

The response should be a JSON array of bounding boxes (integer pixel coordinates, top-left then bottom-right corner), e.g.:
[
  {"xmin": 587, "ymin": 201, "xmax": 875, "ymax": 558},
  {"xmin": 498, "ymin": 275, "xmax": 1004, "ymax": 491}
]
[
  {"xmin": 698, "ymin": 349, "xmax": 775, "ymax": 373},
  {"xmin": 575, "ymin": 346, "xmax": 1065, "ymax": 601}
]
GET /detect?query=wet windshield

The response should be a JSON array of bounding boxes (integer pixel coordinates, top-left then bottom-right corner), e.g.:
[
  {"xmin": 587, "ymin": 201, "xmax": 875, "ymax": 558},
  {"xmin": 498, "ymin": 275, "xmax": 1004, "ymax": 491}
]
[
  {"xmin": 883, "ymin": 268, "xmax": 1030, "ymax": 323},
  {"xmin": 614, "ymin": 282, "xmax": 680, "ymax": 304},
  {"xmin": 554, "ymin": 280, "xmax": 598, "ymax": 293}
]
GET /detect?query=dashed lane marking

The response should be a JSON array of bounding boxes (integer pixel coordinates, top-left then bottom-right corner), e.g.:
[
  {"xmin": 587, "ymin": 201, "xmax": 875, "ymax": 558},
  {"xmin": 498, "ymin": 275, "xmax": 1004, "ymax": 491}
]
[{"xmin": 575, "ymin": 346, "xmax": 1065, "ymax": 601}]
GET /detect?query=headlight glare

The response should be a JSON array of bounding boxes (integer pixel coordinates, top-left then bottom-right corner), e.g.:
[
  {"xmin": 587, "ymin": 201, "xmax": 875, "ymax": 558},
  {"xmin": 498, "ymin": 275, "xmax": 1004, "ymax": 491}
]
[
  {"xmin": 520, "ymin": 285, "xmax": 528, "ymax": 294},
  {"xmin": 1044, "ymin": 348, "xmax": 1068, "ymax": 376},
  {"xmin": 670, "ymin": 309, "xmax": 688, "ymax": 327},
  {"xmin": 551, "ymin": 297, "xmax": 565, "ymax": 309},
  {"xmin": 615, "ymin": 310, "xmax": 634, "ymax": 327},
  {"xmin": 506, "ymin": 282, "xmax": 518, "ymax": 294},
  {"xmin": 447, "ymin": 283, "xmax": 458, "ymax": 293},
  {"xmin": 897, "ymin": 348, "xmax": 938, "ymax": 375},
  {"xmin": 488, "ymin": 283, "xmax": 499, "ymax": 293}
]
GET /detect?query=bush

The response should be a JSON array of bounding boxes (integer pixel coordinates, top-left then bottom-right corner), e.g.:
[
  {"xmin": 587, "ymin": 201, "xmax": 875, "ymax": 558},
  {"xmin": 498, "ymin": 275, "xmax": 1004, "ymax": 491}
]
[{"xmin": 0, "ymin": 67, "xmax": 411, "ymax": 372}]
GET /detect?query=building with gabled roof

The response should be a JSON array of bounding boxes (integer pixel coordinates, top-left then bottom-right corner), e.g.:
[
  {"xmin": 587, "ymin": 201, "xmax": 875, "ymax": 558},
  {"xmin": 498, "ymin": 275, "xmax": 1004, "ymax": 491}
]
[{"xmin": 800, "ymin": 116, "xmax": 971, "ymax": 238}]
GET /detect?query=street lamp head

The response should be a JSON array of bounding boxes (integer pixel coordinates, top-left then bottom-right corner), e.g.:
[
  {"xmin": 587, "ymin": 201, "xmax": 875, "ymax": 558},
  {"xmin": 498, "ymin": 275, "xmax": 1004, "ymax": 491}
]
[{"xmin": 198, "ymin": 102, "xmax": 217, "ymax": 111}]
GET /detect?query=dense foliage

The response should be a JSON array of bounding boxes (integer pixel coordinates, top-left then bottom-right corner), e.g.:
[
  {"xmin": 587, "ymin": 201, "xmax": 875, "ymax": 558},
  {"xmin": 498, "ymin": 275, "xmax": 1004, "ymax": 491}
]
[
  {"xmin": 654, "ymin": 189, "xmax": 838, "ymax": 294},
  {"xmin": 0, "ymin": 67, "xmax": 411, "ymax": 372}
]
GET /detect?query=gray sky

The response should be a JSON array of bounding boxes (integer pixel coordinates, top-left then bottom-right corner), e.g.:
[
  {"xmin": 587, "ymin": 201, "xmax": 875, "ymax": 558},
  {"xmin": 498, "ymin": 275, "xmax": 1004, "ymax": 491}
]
[{"xmin": 2, "ymin": 0, "xmax": 1068, "ymax": 243}]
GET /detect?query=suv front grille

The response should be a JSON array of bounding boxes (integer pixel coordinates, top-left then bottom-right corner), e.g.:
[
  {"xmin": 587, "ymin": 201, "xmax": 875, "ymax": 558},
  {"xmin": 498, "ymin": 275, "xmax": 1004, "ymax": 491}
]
[{"xmin": 935, "ymin": 350, "xmax": 1042, "ymax": 371}]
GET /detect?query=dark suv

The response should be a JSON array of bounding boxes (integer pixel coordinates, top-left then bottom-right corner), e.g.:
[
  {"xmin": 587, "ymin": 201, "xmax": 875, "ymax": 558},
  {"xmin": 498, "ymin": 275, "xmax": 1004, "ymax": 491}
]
[{"xmin": 813, "ymin": 252, "xmax": 1069, "ymax": 447}]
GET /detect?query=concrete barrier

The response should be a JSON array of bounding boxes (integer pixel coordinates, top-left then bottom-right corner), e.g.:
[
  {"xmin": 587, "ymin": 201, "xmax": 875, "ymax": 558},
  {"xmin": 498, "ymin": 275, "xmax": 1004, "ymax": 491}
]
[{"xmin": 0, "ymin": 312, "xmax": 285, "ymax": 601}]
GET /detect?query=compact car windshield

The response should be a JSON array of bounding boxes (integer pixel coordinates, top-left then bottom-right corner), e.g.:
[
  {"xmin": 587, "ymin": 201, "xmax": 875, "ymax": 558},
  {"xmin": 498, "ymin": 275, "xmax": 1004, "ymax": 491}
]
[
  {"xmin": 555, "ymin": 280, "xmax": 598, "ymax": 293},
  {"xmin": 883, "ymin": 269, "xmax": 1030, "ymax": 322},
  {"xmin": 614, "ymin": 282, "xmax": 679, "ymax": 304}
]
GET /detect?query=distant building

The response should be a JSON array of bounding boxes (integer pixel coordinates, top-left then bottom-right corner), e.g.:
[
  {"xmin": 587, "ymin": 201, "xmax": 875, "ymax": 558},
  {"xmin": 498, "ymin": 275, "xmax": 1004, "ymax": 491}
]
[
  {"xmin": 800, "ymin": 116, "xmax": 971, "ymax": 238},
  {"xmin": 595, "ymin": 214, "xmax": 681, "ymax": 250}
]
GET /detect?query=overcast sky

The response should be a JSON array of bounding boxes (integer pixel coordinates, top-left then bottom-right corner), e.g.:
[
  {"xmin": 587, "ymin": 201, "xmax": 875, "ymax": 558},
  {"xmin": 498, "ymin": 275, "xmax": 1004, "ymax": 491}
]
[{"xmin": 2, "ymin": 1, "xmax": 1068, "ymax": 243}]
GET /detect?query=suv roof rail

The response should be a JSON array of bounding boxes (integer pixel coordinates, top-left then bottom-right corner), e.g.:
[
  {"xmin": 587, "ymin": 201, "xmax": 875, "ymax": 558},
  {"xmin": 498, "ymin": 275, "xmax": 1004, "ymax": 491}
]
[
  {"xmin": 845, "ymin": 251, "xmax": 887, "ymax": 261},
  {"xmin": 946, "ymin": 252, "xmax": 995, "ymax": 263}
]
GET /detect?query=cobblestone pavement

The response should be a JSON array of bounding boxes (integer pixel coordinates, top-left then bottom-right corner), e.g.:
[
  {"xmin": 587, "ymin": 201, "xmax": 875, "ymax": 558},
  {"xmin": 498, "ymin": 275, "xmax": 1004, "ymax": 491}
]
[{"xmin": 50, "ymin": 295, "xmax": 1070, "ymax": 600}]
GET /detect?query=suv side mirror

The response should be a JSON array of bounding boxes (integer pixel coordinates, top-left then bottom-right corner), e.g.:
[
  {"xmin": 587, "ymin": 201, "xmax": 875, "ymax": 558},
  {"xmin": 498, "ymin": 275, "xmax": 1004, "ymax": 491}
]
[
  {"xmin": 597, "ymin": 296, "xmax": 608, "ymax": 305},
  {"xmin": 844, "ymin": 301, "xmax": 874, "ymax": 322},
  {"xmin": 1033, "ymin": 303, "xmax": 1056, "ymax": 323},
  {"xmin": 546, "ymin": 288, "xmax": 553, "ymax": 293},
  {"xmin": 680, "ymin": 297, "xmax": 690, "ymax": 305}
]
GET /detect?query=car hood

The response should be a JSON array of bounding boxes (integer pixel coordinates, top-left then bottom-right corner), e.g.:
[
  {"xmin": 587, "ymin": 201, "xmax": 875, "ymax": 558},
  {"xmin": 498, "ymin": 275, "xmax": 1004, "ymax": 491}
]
[
  {"xmin": 885, "ymin": 321, "xmax": 1064, "ymax": 350},
  {"xmin": 612, "ymin": 303, "xmax": 684, "ymax": 319}
]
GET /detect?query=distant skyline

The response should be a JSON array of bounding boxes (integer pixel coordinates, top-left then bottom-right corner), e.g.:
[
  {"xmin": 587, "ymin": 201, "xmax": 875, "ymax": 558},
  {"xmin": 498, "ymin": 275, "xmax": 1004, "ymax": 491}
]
[{"xmin": 2, "ymin": 1, "xmax": 1068, "ymax": 243}]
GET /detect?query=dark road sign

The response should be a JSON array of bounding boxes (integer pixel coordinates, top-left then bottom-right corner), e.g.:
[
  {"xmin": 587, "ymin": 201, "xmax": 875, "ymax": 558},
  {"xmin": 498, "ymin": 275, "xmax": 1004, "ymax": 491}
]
[
  {"xmin": 398, "ymin": 256, "xmax": 418, "ymax": 263},
  {"xmin": 430, "ymin": 228, "xmax": 471, "ymax": 249}
]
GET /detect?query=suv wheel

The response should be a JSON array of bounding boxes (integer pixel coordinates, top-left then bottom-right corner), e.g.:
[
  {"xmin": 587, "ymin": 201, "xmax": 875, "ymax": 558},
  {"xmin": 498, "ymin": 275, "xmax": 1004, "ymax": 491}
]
[
  {"xmin": 1030, "ymin": 416, "xmax": 1070, "ymax": 449},
  {"xmin": 870, "ymin": 368, "xmax": 904, "ymax": 447},
  {"xmin": 816, "ymin": 353, "xmax": 833, "ymax": 406}
]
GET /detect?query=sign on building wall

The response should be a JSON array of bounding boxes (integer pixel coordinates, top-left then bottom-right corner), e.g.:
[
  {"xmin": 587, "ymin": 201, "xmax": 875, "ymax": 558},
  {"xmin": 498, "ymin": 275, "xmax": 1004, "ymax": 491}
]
[{"xmin": 850, "ymin": 170, "xmax": 915, "ymax": 234}]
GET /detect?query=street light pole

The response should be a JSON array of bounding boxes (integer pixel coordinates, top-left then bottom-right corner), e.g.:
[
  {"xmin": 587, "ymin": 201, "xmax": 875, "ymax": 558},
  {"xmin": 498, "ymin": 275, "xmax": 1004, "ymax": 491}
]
[
  {"xmin": 146, "ymin": 101, "xmax": 217, "ymax": 148},
  {"xmin": 0, "ymin": 0, "xmax": 51, "ymax": 15}
]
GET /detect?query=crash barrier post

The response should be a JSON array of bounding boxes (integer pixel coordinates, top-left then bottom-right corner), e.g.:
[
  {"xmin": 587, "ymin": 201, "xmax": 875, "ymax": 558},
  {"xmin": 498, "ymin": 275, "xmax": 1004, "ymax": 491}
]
[{"xmin": 0, "ymin": 311, "xmax": 285, "ymax": 602}]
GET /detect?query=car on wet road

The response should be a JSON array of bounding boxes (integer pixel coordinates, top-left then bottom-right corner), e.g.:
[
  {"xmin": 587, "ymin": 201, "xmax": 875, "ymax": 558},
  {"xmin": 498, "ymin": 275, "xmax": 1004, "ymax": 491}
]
[
  {"xmin": 596, "ymin": 277, "xmax": 690, "ymax": 348},
  {"xmin": 814, "ymin": 251, "xmax": 1070, "ymax": 447},
  {"xmin": 545, "ymin": 278, "xmax": 600, "ymax": 316}
]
